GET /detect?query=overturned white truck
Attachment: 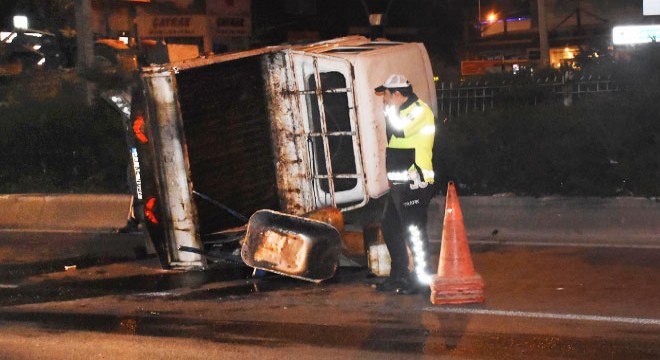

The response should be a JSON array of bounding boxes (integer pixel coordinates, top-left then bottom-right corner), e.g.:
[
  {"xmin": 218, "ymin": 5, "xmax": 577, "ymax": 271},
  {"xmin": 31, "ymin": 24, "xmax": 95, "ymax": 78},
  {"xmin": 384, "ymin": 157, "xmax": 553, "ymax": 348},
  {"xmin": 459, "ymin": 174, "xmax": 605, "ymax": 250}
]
[{"xmin": 129, "ymin": 36, "xmax": 438, "ymax": 280}]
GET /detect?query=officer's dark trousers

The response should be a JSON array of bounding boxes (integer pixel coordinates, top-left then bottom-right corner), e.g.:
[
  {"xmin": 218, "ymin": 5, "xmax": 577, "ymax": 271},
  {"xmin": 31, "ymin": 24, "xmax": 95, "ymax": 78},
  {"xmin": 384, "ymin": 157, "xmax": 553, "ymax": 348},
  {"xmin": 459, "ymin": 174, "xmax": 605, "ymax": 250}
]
[{"xmin": 381, "ymin": 183, "xmax": 436, "ymax": 285}]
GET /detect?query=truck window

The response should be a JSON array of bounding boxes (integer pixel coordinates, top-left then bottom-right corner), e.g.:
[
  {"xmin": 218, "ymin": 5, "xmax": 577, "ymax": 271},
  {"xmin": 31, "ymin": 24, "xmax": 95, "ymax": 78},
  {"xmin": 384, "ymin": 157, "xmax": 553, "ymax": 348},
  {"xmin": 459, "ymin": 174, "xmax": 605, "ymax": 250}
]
[{"xmin": 306, "ymin": 71, "xmax": 358, "ymax": 194}]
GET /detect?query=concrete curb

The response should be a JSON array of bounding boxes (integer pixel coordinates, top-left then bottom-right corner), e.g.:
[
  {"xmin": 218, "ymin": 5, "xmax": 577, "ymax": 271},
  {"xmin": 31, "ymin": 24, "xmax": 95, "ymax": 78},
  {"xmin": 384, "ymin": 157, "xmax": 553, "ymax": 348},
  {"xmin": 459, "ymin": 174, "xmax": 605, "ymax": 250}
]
[
  {"xmin": 1, "ymin": 194, "xmax": 659, "ymax": 246},
  {"xmin": 427, "ymin": 195, "xmax": 660, "ymax": 246},
  {"xmin": 0, "ymin": 194, "xmax": 131, "ymax": 232}
]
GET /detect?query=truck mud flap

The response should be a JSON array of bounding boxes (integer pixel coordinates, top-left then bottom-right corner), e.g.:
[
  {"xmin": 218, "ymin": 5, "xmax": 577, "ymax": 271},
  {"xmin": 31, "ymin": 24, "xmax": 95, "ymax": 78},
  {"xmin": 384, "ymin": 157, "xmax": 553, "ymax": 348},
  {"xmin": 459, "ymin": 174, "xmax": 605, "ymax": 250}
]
[{"xmin": 241, "ymin": 209, "xmax": 341, "ymax": 283}]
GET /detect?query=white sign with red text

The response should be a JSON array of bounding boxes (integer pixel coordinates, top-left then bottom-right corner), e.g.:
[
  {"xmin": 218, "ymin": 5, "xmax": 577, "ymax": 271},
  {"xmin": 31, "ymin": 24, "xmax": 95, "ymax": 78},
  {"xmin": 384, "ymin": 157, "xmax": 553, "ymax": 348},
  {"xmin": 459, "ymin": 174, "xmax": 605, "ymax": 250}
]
[{"xmin": 135, "ymin": 15, "xmax": 208, "ymax": 38}]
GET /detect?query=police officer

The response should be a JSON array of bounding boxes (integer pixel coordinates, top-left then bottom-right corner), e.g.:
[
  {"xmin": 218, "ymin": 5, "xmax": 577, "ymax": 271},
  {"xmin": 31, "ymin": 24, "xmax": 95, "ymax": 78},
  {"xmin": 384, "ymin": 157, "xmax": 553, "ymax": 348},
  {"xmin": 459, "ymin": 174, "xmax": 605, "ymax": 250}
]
[{"xmin": 373, "ymin": 74, "xmax": 437, "ymax": 295}]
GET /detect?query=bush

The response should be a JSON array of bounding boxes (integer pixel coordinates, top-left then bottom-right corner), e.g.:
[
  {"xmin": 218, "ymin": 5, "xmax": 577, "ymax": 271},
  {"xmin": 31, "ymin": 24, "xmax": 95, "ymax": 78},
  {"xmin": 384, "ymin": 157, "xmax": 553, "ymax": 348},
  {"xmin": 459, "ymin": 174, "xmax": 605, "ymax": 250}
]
[
  {"xmin": 436, "ymin": 45, "xmax": 660, "ymax": 197},
  {"xmin": 0, "ymin": 72, "xmax": 129, "ymax": 193},
  {"xmin": 437, "ymin": 101, "xmax": 617, "ymax": 196}
]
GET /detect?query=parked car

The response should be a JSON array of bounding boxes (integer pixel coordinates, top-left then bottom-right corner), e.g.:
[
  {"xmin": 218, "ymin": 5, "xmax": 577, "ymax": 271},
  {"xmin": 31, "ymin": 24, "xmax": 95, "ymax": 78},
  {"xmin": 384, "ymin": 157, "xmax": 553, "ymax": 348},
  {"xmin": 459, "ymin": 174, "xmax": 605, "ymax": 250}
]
[
  {"xmin": 94, "ymin": 39, "xmax": 138, "ymax": 73},
  {"xmin": 0, "ymin": 29, "xmax": 63, "ymax": 73}
]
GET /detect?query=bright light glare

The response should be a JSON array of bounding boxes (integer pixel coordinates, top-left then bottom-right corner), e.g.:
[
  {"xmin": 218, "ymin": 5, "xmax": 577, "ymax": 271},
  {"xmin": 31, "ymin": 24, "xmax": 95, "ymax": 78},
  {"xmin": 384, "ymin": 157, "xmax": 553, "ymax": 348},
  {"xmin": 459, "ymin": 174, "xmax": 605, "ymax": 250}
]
[
  {"xmin": 1, "ymin": 32, "xmax": 16, "ymax": 43},
  {"xmin": 613, "ymin": 25, "xmax": 660, "ymax": 45},
  {"xmin": 564, "ymin": 47, "xmax": 574, "ymax": 58},
  {"xmin": 13, "ymin": 15, "xmax": 28, "ymax": 30},
  {"xmin": 487, "ymin": 12, "xmax": 498, "ymax": 23},
  {"xmin": 644, "ymin": 0, "xmax": 660, "ymax": 15}
]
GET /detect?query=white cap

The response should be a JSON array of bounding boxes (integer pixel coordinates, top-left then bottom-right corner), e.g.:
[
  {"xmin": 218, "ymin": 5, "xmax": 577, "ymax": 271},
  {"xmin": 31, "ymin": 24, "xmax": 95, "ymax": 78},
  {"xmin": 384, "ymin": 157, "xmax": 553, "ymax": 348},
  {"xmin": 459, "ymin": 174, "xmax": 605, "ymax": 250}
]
[{"xmin": 375, "ymin": 74, "xmax": 411, "ymax": 92}]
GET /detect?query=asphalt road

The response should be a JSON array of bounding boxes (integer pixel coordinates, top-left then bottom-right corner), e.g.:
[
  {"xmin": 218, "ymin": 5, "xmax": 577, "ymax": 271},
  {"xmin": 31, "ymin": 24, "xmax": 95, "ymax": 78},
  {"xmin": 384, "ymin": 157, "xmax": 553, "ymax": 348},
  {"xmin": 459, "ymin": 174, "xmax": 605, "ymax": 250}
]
[{"xmin": 0, "ymin": 231, "xmax": 659, "ymax": 359}]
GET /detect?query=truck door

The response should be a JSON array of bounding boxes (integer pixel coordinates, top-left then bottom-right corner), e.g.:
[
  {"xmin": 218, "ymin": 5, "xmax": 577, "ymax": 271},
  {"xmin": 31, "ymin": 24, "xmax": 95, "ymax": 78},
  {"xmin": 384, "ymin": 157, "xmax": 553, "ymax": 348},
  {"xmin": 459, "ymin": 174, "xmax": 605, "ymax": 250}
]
[{"xmin": 290, "ymin": 52, "xmax": 367, "ymax": 211}]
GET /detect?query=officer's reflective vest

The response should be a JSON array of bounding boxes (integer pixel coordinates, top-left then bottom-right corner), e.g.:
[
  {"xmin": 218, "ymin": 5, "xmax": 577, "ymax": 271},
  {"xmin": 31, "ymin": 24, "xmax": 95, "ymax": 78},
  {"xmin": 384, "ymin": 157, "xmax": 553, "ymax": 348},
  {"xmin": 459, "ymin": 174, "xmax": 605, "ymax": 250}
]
[{"xmin": 385, "ymin": 97, "xmax": 436, "ymax": 184}]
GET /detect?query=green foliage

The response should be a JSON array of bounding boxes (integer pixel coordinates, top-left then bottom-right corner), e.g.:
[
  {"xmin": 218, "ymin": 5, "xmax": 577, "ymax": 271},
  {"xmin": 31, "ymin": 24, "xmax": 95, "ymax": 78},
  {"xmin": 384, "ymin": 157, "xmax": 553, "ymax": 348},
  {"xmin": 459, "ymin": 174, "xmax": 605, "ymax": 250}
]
[
  {"xmin": 0, "ymin": 72, "xmax": 129, "ymax": 193},
  {"xmin": 436, "ymin": 45, "xmax": 660, "ymax": 197},
  {"xmin": 437, "ymin": 101, "xmax": 617, "ymax": 196}
]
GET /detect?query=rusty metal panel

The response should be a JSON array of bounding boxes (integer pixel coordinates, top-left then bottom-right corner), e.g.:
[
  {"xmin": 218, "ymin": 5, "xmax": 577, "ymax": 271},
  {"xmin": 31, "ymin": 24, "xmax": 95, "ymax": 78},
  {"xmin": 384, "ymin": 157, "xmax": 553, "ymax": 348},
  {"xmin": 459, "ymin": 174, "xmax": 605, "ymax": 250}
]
[
  {"xmin": 143, "ymin": 71, "xmax": 205, "ymax": 269},
  {"xmin": 241, "ymin": 209, "xmax": 341, "ymax": 282},
  {"xmin": 174, "ymin": 54, "xmax": 280, "ymax": 233},
  {"xmin": 261, "ymin": 50, "xmax": 316, "ymax": 215}
]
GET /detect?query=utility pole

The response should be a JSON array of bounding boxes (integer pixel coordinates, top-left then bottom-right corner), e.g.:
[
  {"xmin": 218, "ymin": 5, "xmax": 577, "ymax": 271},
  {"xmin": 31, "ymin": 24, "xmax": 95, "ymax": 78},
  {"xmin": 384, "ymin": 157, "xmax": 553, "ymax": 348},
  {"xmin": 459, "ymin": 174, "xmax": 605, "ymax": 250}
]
[
  {"xmin": 537, "ymin": 0, "xmax": 550, "ymax": 67},
  {"xmin": 74, "ymin": 0, "xmax": 94, "ymax": 71},
  {"xmin": 478, "ymin": 0, "xmax": 481, "ymax": 23}
]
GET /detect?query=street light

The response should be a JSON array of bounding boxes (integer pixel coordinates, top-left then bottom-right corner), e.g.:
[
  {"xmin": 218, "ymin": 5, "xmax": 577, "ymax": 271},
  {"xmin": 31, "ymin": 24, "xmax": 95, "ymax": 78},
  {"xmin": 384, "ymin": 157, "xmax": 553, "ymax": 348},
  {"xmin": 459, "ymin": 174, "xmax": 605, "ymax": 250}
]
[{"xmin": 13, "ymin": 15, "xmax": 28, "ymax": 30}]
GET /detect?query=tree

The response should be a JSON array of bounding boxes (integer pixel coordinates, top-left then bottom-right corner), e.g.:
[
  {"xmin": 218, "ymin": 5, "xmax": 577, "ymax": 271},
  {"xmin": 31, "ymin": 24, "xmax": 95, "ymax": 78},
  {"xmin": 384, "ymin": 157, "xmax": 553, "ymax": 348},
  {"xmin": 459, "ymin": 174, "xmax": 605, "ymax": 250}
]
[{"xmin": 74, "ymin": 0, "xmax": 93, "ymax": 70}]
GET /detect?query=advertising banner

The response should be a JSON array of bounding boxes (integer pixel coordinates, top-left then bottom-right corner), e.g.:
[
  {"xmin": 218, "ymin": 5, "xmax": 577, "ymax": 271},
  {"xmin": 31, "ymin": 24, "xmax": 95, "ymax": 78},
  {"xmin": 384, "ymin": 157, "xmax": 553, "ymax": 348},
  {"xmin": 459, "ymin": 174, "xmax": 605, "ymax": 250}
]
[{"xmin": 613, "ymin": 25, "xmax": 660, "ymax": 45}]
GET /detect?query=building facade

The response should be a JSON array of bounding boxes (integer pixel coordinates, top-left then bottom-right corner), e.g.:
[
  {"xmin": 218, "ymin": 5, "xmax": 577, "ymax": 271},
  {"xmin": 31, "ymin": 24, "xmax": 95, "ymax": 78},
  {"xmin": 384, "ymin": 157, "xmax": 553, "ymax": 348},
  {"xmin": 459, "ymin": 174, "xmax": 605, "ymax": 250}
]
[
  {"xmin": 91, "ymin": 0, "xmax": 252, "ymax": 54},
  {"xmin": 460, "ymin": 0, "xmax": 644, "ymax": 76}
]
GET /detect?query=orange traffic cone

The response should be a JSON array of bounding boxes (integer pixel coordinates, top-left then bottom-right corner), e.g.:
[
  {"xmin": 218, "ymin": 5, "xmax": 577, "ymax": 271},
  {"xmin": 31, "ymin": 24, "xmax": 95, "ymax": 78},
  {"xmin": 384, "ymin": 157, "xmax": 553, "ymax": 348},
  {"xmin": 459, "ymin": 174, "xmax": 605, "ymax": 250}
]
[{"xmin": 430, "ymin": 181, "xmax": 484, "ymax": 305}]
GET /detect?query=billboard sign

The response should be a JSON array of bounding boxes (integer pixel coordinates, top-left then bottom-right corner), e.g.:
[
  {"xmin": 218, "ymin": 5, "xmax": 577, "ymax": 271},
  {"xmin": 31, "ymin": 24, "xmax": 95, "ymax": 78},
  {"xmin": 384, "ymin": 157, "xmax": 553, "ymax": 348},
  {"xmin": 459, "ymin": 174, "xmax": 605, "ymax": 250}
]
[{"xmin": 613, "ymin": 25, "xmax": 660, "ymax": 45}]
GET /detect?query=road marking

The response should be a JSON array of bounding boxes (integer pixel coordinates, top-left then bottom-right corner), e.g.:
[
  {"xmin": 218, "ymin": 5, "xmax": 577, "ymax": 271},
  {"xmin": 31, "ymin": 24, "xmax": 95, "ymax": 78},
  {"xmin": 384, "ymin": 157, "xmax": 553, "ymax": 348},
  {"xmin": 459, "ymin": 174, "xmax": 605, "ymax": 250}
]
[
  {"xmin": 132, "ymin": 291, "xmax": 177, "ymax": 297},
  {"xmin": 423, "ymin": 307, "xmax": 660, "ymax": 326},
  {"xmin": 472, "ymin": 240, "xmax": 660, "ymax": 250},
  {"xmin": 0, "ymin": 284, "xmax": 18, "ymax": 289},
  {"xmin": 428, "ymin": 238, "xmax": 660, "ymax": 250}
]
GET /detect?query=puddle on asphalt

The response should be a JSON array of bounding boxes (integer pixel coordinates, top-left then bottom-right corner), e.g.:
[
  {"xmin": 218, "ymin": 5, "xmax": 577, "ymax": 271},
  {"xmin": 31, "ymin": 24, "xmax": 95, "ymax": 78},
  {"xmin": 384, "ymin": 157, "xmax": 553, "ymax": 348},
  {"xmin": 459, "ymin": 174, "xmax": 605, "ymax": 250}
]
[
  {"xmin": 0, "ymin": 263, "xmax": 355, "ymax": 306},
  {"xmin": 0, "ymin": 255, "xmax": 138, "ymax": 282},
  {"xmin": 170, "ymin": 267, "xmax": 369, "ymax": 302},
  {"xmin": 175, "ymin": 283, "xmax": 261, "ymax": 300},
  {"xmin": 1, "ymin": 309, "xmax": 657, "ymax": 358},
  {"xmin": 0, "ymin": 265, "xmax": 254, "ymax": 306},
  {"xmin": 0, "ymin": 309, "xmax": 425, "ymax": 352},
  {"xmin": 175, "ymin": 275, "xmax": 314, "ymax": 301}
]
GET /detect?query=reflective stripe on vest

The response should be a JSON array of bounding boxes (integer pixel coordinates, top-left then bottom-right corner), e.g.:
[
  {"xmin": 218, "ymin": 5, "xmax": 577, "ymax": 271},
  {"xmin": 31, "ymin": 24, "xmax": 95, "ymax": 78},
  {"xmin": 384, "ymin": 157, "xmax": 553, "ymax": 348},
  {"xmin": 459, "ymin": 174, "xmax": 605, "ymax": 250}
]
[{"xmin": 386, "ymin": 99, "xmax": 436, "ymax": 183}]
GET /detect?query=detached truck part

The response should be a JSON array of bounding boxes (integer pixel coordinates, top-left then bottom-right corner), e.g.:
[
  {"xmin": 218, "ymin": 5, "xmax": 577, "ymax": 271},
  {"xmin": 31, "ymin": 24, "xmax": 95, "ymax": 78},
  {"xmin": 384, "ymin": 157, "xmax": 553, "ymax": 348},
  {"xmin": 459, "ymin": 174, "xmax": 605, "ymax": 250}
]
[{"xmin": 128, "ymin": 35, "xmax": 437, "ymax": 278}]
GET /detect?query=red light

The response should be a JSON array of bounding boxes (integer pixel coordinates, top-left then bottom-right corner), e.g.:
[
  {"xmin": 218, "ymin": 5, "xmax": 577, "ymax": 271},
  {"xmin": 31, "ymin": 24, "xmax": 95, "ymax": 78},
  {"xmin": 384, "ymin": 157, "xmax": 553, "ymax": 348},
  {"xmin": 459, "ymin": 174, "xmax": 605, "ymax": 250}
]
[
  {"xmin": 133, "ymin": 115, "xmax": 148, "ymax": 143},
  {"xmin": 145, "ymin": 197, "xmax": 159, "ymax": 224}
]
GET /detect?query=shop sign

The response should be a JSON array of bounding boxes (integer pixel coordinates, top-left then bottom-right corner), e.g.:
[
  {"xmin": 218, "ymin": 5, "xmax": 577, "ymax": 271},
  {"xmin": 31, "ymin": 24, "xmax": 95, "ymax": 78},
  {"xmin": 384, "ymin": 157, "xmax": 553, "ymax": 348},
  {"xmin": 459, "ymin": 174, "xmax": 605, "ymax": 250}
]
[{"xmin": 136, "ymin": 15, "xmax": 208, "ymax": 37}]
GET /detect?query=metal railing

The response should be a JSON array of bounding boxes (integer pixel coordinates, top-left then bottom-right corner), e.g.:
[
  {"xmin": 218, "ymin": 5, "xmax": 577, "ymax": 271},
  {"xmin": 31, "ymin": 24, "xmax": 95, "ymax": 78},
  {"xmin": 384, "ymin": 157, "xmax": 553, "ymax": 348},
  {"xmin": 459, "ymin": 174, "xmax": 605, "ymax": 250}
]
[
  {"xmin": 437, "ymin": 81, "xmax": 501, "ymax": 119},
  {"xmin": 437, "ymin": 75, "xmax": 628, "ymax": 119}
]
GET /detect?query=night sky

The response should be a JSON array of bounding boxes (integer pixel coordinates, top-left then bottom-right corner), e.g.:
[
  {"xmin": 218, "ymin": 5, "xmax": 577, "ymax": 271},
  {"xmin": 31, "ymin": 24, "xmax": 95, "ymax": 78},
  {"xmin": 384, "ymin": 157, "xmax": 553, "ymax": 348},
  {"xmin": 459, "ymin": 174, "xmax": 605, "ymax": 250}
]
[
  {"xmin": 0, "ymin": 0, "xmax": 493, "ymax": 65},
  {"xmin": 0, "ymin": 0, "xmax": 472, "ymax": 36}
]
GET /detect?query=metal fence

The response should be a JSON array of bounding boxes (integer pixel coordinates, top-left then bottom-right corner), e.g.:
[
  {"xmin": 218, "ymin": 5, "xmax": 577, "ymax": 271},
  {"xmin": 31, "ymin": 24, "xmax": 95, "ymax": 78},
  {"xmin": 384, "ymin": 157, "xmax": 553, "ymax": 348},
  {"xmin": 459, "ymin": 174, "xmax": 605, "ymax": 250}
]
[
  {"xmin": 436, "ymin": 81, "xmax": 500, "ymax": 119},
  {"xmin": 437, "ymin": 75, "xmax": 628, "ymax": 119}
]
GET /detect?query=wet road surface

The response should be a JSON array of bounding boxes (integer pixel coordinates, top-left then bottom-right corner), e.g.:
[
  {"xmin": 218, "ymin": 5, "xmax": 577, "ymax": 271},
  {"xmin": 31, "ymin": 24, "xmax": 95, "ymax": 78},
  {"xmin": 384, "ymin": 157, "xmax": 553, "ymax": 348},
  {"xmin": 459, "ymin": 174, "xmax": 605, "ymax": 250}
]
[{"xmin": 0, "ymin": 231, "xmax": 659, "ymax": 359}]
